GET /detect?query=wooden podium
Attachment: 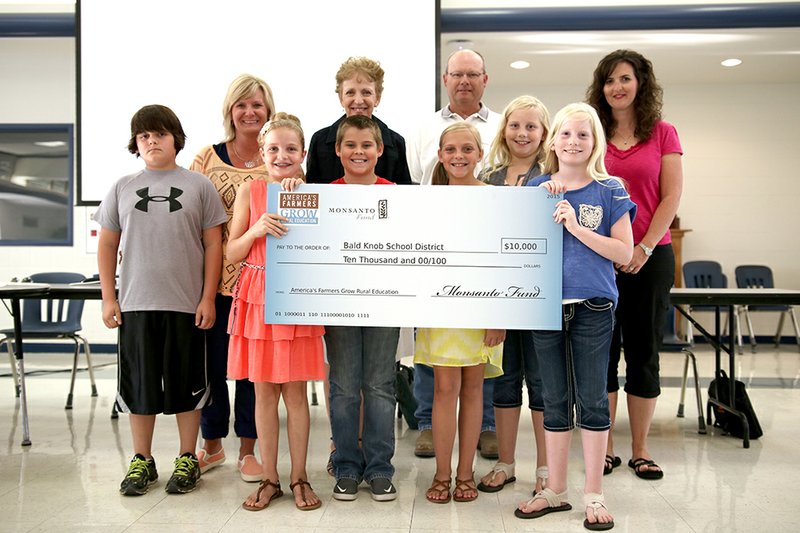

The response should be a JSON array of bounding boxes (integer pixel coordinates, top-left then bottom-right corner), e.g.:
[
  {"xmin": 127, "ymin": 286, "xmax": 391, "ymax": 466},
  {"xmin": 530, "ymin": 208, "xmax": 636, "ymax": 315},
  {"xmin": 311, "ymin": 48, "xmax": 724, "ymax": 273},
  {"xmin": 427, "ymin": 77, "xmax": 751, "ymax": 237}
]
[
  {"xmin": 664, "ymin": 227, "xmax": 691, "ymax": 344},
  {"xmin": 671, "ymin": 228, "xmax": 691, "ymax": 288}
]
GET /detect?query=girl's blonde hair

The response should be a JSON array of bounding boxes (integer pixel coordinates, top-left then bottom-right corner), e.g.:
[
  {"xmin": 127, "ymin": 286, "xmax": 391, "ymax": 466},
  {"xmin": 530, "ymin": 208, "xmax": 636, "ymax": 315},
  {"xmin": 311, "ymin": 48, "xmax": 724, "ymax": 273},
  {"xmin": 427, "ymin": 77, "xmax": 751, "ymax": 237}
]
[
  {"xmin": 258, "ymin": 112, "xmax": 306, "ymax": 181},
  {"xmin": 542, "ymin": 103, "xmax": 613, "ymax": 183},
  {"xmin": 258, "ymin": 112, "xmax": 304, "ymax": 148},
  {"xmin": 484, "ymin": 95, "xmax": 550, "ymax": 177},
  {"xmin": 432, "ymin": 122, "xmax": 483, "ymax": 186}
]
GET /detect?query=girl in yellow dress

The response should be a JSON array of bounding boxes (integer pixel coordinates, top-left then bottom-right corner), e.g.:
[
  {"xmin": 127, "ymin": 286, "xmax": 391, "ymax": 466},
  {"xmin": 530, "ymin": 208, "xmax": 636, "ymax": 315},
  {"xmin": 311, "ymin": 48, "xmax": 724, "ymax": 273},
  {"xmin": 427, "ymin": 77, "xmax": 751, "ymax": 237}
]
[{"xmin": 415, "ymin": 122, "xmax": 505, "ymax": 504}]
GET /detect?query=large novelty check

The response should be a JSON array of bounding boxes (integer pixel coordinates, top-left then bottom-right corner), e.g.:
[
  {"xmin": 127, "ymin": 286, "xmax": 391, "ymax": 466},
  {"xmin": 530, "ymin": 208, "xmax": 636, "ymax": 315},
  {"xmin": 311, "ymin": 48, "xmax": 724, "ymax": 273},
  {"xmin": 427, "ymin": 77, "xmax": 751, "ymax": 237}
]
[{"xmin": 265, "ymin": 183, "xmax": 562, "ymax": 329}]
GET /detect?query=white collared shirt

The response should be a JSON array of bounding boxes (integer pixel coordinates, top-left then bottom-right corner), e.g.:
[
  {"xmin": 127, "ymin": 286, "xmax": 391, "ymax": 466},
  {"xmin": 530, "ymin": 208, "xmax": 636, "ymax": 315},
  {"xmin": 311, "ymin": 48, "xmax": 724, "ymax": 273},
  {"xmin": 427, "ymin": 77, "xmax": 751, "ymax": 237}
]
[{"xmin": 408, "ymin": 103, "xmax": 501, "ymax": 185}]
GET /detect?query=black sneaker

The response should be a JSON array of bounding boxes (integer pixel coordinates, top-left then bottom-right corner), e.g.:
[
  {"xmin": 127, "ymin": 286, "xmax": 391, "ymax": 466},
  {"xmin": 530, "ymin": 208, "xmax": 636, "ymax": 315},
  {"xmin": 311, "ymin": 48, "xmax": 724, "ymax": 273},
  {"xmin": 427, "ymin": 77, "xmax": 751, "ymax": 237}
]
[
  {"xmin": 332, "ymin": 478, "xmax": 359, "ymax": 501},
  {"xmin": 165, "ymin": 452, "xmax": 200, "ymax": 494},
  {"xmin": 120, "ymin": 453, "xmax": 158, "ymax": 496},
  {"xmin": 369, "ymin": 477, "xmax": 397, "ymax": 501}
]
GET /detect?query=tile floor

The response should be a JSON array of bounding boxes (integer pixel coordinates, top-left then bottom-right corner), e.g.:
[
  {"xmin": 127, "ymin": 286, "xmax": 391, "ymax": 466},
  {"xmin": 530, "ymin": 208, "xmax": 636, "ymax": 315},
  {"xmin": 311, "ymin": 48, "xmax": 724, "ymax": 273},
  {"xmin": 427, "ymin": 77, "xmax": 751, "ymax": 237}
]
[{"xmin": 1, "ymin": 346, "xmax": 799, "ymax": 532}]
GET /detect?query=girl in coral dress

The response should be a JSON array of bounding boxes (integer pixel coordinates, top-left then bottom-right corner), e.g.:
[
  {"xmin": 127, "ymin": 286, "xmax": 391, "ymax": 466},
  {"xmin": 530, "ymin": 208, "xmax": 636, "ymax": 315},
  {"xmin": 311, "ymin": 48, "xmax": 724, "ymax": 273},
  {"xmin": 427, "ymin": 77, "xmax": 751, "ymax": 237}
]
[{"xmin": 227, "ymin": 113, "xmax": 325, "ymax": 512}]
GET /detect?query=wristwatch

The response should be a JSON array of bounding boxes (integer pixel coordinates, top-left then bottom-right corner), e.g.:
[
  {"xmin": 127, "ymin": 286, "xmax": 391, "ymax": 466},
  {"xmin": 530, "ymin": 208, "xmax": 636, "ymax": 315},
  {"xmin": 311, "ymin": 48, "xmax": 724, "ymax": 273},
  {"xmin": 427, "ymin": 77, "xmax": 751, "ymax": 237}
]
[{"xmin": 638, "ymin": 242, "xmax": 653, "ymax": 257}]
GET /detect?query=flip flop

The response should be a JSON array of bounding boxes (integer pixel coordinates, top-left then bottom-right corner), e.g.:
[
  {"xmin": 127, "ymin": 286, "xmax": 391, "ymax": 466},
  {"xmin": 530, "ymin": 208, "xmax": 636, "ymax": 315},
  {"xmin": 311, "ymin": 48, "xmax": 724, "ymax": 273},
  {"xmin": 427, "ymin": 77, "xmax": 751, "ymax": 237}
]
[
  {"xmin": 628, "ymin": 457, "xmax": 664, "ymax": 480},
  {"xmin": 603, "ymin": 455, "xmax": 621, "ymax": 476},
  {"xmin": 289, "ymin": 479, "xmax": 321, "ymax": 511},
  {"xmin": 242, "ymin": 479, "xmax": 283, "ymax": 511},
  {"xmin": 584, "ymin": 492, "xmax": 615, "ymax": 531},
  {"xmin": 478, "ymin": 461, "xmax": 516, "ymax": 493},
  {"xmin": 453, "ymin": 477, "xmax": 478, "ymax": 502},
  {"xmin": 515, "ymin": 488, "xmax": 572, "ymax": 519},
  {"xmin": 532, "ymin": 465, "xmax": 549, "ymax": 496},
  {"xmin": 426, "ymin": 478, "xmax": 452, "ymax": 504}
]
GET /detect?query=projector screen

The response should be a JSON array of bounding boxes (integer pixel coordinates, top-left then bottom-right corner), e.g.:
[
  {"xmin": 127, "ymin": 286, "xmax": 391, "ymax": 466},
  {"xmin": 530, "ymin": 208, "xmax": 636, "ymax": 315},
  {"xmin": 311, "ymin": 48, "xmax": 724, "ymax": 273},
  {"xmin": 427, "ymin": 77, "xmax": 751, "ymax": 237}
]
[{"xmin": 78, "ymin": 0, "xmax": 436, "ymax": 204}]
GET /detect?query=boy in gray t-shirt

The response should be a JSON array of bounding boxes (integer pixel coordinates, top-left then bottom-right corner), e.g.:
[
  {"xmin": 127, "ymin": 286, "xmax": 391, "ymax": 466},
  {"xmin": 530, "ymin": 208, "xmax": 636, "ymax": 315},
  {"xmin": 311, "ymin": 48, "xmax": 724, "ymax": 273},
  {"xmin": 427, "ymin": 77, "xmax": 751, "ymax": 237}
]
[{"xmin": 95, "ymin": 105, "xmax": 226, "ymax": 496}]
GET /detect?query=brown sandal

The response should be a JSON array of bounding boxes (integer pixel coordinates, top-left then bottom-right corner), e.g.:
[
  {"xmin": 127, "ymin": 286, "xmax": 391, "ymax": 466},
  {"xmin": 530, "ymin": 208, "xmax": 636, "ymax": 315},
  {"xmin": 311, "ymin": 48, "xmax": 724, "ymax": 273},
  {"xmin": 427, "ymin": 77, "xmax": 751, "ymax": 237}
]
[
  {"xmin": 289, "ymin": 479, "xmax": 322, "ymax": 511},
  {"xmin": 242, "ymin": 479, "xmax": 283, "ymax": 511},
  {"xmin": 453, "ymin": 477, "xmax": 478, "ymax": 502},
  {"xmin": 426, "ymin": 478, "xmax": 452, "ymax": 504}
]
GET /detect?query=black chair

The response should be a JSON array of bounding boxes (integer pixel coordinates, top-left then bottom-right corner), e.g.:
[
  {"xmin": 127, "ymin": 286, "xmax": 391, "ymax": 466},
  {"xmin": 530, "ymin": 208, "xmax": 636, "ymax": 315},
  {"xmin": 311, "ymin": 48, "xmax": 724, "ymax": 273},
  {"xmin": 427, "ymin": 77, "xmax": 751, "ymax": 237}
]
[
  {"xmin": 681, "ymin": 261, "xmax": 742, "ymax": 351},
  {"xmin": 0, "ymin": 272, "xmax": 97, "ymax": 409},
  {"xmin": 735, "ymin": 265, "xmax": 800, "ymax": 352}
]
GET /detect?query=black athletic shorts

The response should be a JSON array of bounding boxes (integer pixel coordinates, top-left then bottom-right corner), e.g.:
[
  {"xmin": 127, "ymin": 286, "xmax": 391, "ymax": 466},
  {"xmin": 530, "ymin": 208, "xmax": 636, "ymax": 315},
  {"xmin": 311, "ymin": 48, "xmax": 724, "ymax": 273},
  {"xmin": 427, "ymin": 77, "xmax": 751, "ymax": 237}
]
[{"xmin": 116, "ymin": 311, "xmax": 209, "ymax": 415}]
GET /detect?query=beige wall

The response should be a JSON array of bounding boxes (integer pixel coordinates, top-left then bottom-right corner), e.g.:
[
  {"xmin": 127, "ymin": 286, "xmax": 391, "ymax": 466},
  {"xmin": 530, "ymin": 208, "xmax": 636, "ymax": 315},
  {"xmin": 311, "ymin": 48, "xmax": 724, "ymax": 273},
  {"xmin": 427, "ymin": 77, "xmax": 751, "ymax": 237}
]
[{"xmin": 487, "ymin": 81, "xmax": 800, "ymax": 281}]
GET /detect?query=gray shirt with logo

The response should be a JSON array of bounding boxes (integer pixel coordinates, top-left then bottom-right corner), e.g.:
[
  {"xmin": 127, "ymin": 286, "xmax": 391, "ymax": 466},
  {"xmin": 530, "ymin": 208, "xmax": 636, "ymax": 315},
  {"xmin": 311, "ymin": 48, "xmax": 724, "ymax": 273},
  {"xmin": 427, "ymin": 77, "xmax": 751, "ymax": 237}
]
[{"xmin": 94, "ymin": 166, "xmax": 227, "ymax": 314}]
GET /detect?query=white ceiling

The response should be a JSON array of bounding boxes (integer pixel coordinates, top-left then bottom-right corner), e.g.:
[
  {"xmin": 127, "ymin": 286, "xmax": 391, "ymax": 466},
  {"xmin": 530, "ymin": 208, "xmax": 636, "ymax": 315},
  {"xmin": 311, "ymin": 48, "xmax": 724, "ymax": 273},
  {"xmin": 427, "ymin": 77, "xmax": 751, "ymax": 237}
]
[{"xmin": 441, "ymin": 27, "xmax": 800, "ymax": 87}]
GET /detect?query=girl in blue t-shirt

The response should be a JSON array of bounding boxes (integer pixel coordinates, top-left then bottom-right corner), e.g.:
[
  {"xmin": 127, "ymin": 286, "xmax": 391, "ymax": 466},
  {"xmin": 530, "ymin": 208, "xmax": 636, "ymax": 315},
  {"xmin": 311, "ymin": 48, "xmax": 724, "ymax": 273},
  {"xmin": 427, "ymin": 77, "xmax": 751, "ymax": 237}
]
[{"xmin": 516, "ymin": 103, "xmax": 635, "ymax": 531}]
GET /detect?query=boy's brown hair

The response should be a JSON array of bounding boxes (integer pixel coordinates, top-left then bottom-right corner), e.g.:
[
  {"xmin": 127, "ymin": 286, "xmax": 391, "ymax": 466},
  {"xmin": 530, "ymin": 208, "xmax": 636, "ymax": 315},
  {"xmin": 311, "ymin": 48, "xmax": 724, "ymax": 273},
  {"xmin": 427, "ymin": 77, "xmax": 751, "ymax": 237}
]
[
  {"xmin": 335, "ymin": 115, "xmax": 383, "ymax": 148},
  {"xmin": 127, "ymin": 104, "xmax": 186, "ymax": 155}
]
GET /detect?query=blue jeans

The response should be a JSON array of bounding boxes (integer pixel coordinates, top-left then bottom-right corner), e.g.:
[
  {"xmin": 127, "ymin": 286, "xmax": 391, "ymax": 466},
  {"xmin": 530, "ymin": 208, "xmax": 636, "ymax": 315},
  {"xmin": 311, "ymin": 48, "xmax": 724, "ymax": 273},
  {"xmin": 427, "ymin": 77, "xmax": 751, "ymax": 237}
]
[
  {"xmin": 326, "ymin": 326, "xmax": 399, "ymax": 482},
  {"xmin": 493, "ymin": 329, "xmax": 543, "ymax": 411},
  {"xmin": 533, "ymin": 298, "xmax": 614, "ymax": 432},
  {"xmin": 201, "ymin": 294, "xmax": 257, "ymax": 440},
  {"xmin": 413, "ymin": 363, "xmax": 496, "ymax": 432}
]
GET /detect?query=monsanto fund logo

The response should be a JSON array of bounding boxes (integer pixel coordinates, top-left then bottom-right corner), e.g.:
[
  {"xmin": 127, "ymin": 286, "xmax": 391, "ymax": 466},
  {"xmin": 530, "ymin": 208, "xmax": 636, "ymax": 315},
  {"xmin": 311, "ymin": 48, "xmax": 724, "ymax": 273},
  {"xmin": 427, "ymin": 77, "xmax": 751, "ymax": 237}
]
[{"xmin": 279, "ymin": 192, "xmax": 319, "ymax": 225}]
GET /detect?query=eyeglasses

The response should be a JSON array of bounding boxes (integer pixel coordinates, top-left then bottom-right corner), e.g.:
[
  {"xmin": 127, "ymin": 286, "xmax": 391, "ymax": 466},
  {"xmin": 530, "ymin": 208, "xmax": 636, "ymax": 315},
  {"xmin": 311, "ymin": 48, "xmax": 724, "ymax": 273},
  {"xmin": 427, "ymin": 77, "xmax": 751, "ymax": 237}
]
[{"xmin": 447, "ymin": 71, "xmax": 484, "ymax": 80}]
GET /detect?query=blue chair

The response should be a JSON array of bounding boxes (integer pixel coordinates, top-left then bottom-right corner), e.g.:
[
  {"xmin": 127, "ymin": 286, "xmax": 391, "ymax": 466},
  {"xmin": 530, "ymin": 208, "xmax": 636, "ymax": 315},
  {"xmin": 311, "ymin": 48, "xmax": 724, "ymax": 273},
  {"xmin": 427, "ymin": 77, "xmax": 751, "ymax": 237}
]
[
  {"xmin": 0, "ymin": 272, "xmax": 97, "ymax": 409},
  {"xmin": 735, "ymin": 265, "xmax": 800, "ymax": 352},
  {"xmin": 681, "ymin": 261, "xmax": 743, "ymax": 352}
]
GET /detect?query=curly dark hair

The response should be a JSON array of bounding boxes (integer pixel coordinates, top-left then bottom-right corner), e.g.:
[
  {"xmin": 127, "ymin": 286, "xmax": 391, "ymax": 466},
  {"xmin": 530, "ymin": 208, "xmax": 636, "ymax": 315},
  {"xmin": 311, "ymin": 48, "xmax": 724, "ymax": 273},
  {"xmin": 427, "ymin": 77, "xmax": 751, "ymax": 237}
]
[{"xmin": 586, "ymin": 49, "xmax": 663, "ymax": 142}]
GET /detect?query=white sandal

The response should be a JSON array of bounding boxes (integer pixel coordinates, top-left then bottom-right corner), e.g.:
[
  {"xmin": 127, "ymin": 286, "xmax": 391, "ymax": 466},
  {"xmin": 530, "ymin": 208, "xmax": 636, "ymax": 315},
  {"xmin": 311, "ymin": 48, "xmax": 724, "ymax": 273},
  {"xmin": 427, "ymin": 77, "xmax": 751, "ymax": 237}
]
[
  {"xmin": 533, "ymin": 465, "xmax": 549, "ymax": 495},
  {"xmin": 515, "ymin": 487, "xmax": 572, "ymax": 519},
  {"xmin": 583, "ymin": 492, "xmax": 614, "ymax": 531},
  {"xmin": 477, "ymin": 461, "xmax": 516, "ymax": 493}
]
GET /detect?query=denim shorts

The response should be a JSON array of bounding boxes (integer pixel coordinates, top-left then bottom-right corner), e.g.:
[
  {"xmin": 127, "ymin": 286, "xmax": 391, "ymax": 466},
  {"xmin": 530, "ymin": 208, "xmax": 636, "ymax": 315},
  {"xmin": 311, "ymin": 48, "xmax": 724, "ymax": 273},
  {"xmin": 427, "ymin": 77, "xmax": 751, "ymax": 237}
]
[
  {"xmin": 532, "ymin": 298, "xmax": 614, "ymax": 432},
  {"xmin": 492, "ymin": 329, "xmax": 543, "ymax": 411}
]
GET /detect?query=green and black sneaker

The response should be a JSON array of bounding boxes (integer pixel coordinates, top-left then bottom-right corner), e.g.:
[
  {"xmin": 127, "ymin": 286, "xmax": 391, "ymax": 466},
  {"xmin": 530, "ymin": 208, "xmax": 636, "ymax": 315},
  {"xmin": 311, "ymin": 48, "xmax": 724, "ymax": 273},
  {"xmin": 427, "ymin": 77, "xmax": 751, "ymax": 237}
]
[
  {"xmin": 120, "ymin": 453, "xmax": 158, "ymax": 496},
  {"xmin": 165, "ymin": 452, "xmax": 201, "ymax": 494}
]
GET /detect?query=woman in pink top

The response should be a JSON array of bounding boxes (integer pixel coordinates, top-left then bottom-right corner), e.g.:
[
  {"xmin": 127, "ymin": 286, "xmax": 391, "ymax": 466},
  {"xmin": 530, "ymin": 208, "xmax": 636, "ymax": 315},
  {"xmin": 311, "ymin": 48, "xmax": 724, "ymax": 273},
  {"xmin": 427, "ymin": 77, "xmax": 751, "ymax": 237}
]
[{"xmin": 586, "ymin": 49, "xmax": 683, "ymax": 482}]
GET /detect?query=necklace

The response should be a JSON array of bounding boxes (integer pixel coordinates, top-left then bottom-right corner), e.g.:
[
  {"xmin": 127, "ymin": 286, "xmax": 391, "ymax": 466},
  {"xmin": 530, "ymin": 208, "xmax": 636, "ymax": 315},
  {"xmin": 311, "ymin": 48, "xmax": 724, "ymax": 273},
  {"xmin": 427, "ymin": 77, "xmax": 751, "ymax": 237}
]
[
  {"xmin": 617, "ymin": 130, "xmax": 635, "ymax": 146},
  {"xmin": 231, "ymin": 141, "xmax": 260, "ymax": 169}
]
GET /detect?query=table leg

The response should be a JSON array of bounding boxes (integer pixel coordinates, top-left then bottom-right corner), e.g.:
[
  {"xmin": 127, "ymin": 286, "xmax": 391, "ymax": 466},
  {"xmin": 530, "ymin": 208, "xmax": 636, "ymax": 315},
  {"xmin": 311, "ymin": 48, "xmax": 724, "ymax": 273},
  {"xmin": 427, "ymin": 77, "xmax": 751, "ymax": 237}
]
[
  {"xmin": 728, "ymin": 304, "xmax": 749, "ymax": 448},
  {"xmin": 675, "ymin": 303, "xmax": 749, "ymax": 448},
  {"xmin": 11, "ymin": 298, "xmax": 31, "ymax": 446}
]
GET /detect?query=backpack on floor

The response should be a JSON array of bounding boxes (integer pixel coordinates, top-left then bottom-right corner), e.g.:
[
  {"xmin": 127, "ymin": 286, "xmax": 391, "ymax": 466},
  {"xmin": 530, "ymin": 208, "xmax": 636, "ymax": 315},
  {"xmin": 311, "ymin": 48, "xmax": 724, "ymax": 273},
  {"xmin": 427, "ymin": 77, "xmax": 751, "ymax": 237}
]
[
  {"xmin": 395, "ymin": 362, "xmax": 419, "ymax": 429},
  {"xmin": 707, "ymin": 370, "xmax": 763, "ymax": 440}
]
